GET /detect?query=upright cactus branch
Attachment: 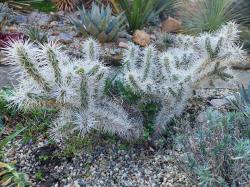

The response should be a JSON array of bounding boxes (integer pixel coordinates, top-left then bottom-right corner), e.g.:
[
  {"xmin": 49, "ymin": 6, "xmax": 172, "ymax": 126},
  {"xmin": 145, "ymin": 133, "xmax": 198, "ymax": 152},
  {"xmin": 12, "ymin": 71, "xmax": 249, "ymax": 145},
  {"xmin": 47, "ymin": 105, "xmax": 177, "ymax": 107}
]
[
  {"xmin": 4, "ymin": 38, "xmax": 142, "ymax": 142},
  {"xmin": 121, "ymin": 22, "xmax": 246, "ymax": 131}
]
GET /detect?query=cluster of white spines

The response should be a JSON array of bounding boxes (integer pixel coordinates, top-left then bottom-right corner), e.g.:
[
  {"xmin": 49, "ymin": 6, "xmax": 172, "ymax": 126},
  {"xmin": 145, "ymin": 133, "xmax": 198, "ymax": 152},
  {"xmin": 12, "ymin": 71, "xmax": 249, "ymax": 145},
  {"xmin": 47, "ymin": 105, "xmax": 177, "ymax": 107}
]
[
  {"xmin": 3, "ymin": 22, "xmax": 246, "ymax": 140},
  {"xmin": 4, "ymin": 38, "xmax": 141, "ymax": 142},
  {"xmin": 121, "ymin": 22, "xmax": 246, "ymax": 130}
]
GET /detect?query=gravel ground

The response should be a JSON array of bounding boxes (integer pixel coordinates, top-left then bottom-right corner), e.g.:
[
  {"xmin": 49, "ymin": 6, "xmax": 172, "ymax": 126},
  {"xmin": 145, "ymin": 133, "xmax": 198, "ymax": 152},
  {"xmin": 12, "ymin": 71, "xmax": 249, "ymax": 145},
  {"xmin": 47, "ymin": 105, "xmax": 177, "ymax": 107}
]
[
  {"xmin": 4, "ymin": 136, "xmax": 191, "ymax": 187},
  {"xmin": 2, "ymin": 88, "xmax": 236, "ymax": 187}
]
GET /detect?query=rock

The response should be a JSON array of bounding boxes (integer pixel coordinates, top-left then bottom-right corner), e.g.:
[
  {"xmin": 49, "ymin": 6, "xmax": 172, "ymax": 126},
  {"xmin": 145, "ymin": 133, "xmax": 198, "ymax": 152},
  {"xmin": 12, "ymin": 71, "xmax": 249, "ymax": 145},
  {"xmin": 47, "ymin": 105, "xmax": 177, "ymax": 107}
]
[
  {"xmin": 150, "ymin": 34, "xmax": 156, "ymax": 40},
  {"xmin": 51, "ymin": 31, "xmax": 60, "ymax": 36},
  {"xmin": 50, "ymin": 21, "xmax": 59, "ymax": 27},
  {"xmin": 232, "ymin": 56, "xmax": 250, "ymax": 70},
  {"xmin": 118, "ymin": 42, "xmax": 129, "ymax": 49},
  {"xmin": 161, "ymin": 17, "xmax": 182, "ymax": 33},
  {"xmin": 7, "ymin": 26, "xmax": 18, "ymax": 33},
  {"xmin": 15, "ymin": 15, "xmax": 28, "ymax": 24},
  {"xmin": 48, "ymin": 35, "xmax": 57, "ymax": 42},
  {"xmin": 58, "ymin": 33, "xmax": 74, "ymax": 44},
  {"xmin": 132, "ymin": 30, "xmax": 150, "ymax": 47},
  {"xmin": 118, "ymin": 31, "xmax": 132, "ymax": 40},
  {"xmin": 196, "ymin": 111, "xmax": 207, "ymax": 123},
  {"xmin": 209, "ymin": 98, "xmax": 229, "ymax": 108},
  {"xmin": 28, "ymin": 12, "xmax": 51, "ymax": 26}
]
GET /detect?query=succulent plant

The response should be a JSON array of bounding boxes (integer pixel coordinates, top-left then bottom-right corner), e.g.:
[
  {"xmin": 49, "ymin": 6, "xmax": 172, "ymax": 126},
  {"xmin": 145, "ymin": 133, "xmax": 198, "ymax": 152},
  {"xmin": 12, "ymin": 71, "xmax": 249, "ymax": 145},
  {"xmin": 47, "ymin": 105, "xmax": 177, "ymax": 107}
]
[
  {"xmin": 119, "ymin": 0, "xmax": 176, "ymax": 32},
  {"xmin": 71, "ymin": 2, "xmax": 125, "ymax": 43},
  {"xmin": 120, "ymin": 22, "xmax": 246, "ymax": 132},
  {"xmin": 24, "ymin": 27, "xmax": 48, "ymax": 44},
  {"xmin": 0, "ymin": 3, "xmax": 15, "ymax": 32},
  {"xmin": 228, "ymin": 81, "xmax": 250, "ymax": 119},
  {"xmin": 176, "ymin": 110, "xmax": 250, "ymax": 186},
  {"xmin": 3, "ymin": 38, "xmax": 143, "ymax": 142}
]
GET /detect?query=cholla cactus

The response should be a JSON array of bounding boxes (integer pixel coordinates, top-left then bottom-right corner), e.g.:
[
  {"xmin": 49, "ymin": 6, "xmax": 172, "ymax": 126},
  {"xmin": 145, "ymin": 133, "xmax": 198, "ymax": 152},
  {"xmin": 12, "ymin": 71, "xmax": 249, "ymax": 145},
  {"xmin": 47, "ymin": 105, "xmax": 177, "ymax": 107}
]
[
  {"xmin": 3, "ymin": 38, "xmax": 142, "ymax": 142},
  {"xmin": 121, "ymin": 22, "xmax": 246, "ymax": 132}
]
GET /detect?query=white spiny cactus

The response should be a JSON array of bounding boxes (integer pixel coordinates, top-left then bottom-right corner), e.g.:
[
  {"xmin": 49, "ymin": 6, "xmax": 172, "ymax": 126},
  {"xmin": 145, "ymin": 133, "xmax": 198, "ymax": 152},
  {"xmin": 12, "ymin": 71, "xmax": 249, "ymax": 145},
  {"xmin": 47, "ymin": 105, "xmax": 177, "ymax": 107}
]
[
  {"xmin": 121, "ymin": 22, "xmax": 247, "ymax": 132},
  {"xmin": 3, "ymin": 38, "xmax": 143, "ymax": 142}
]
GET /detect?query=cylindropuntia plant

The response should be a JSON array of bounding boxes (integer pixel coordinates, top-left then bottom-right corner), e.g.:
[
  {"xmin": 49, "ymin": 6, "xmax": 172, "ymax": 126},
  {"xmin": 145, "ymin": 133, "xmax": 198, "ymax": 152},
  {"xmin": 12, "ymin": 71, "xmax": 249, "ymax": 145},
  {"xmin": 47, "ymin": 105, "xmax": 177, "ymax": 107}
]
[
  {"xmin": 120, "ymin": 22, "xmax": 246, "ymax": 133},
  {"xmin": 3, "ymin": 38, "xmax": 143, "ymax": 142},
  {"xmin": 70, "ymin": 2, "xmax": 126, "ymax": 43}
]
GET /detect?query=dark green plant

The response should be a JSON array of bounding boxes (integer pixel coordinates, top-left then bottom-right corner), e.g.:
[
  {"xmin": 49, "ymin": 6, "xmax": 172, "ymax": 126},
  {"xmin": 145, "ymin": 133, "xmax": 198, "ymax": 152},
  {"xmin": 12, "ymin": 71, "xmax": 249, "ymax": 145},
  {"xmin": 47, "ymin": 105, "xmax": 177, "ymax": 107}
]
[
  {"xmin": 0, "ymin": 128, "xmax": 26, "ymax": 159},
  {"xmin": 35, "ymin": 170, "xmax": 44, "ymax": 181},
  {"xmin": 119, "ymin": 0, "xmax": 176, "ymax": 32},
  {"xmin": 231, "ymin": 0, "xmax": 250, "ymax": 28},
  {"xmin": 31, "ymin": 0, "xmax": 56, "ymax": 12},
  {"xmin": 0, "ymin": 123, "xmax": 27, "ymax": 186},
  {"xmin": 58, "ymin": 135, "xmax": 92, "ymax": 158},
  {"xmin": 71, "ymin": 2, "xmax": 125, "ymax": 43},
  {"xmin": 0, "ymin": 162, "xmax": 29, "ymax": 187},
  {"xmin": 176, "ymin": 111, "xmax": 250, "ymax": 186},
  {"xmin": 180, "ymin": 0, "xmax": 237, "ymax": 35},
  {"xmin": 24, "ymin": 27, "xmax": 48, "ymax": 44}
]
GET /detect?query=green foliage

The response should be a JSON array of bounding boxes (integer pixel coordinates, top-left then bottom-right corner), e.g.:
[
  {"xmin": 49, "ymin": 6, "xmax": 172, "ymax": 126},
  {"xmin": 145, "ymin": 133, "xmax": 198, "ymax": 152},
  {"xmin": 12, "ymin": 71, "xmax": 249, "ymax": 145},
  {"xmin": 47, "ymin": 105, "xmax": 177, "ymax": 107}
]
[
  {"xmin": 24, "ymin": 27, "xmax": 48, "ymax": 44},
  {"xmin": 0, "ymin": 162, "xmax": 29, "ymax": 187},
  {"xmin": 119, "ymin": 0, "xmax": 176, "ymax": 32},
  {"xmin": 71, "ymin": 2, "xmax": 125, "ymax": 43},
  {"xmin": 17, "ymin": 108, "xmax": 58, "ymax": 144},
  {"xmin": 34, "ymin": 170, "xmax": 44, "ymax": 181},
  {"xmin": 231, "ymin": 0, "xmax": 250, "ymax": 28},
  {"xmin": 110, "ymin": 80, "xmax": 158, "ymax": 141},
  {"xmin": 177, "ymin": 111, "xmax": 250, "ymax": 186},
  {"xmin": 31, "ymin": 0, "xmax": 56, "ymax": 12},
  {"xmin": 0, "ymin": 88, "xmax": 57, "ymax": 144},
  {"xmin": 113, "ymin": 80, "xmax": 140, "ymax": 104},
  {"xmin": 180, "ymin": 0, "xmax": 236, "ymax": 35},
  {"xmin": 0, "ymin": 128, "xmax": 26, "ymax": 159},
  {"xmin": 58, "ymin": 135, "xmax": 92, "ymax": 158}
]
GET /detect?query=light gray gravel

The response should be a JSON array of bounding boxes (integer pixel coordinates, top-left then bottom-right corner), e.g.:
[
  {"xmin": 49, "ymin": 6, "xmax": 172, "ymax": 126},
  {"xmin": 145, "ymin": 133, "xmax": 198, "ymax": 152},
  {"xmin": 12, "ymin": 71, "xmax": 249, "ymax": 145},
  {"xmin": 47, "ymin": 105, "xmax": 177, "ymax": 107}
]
[{"xmin": 4, "ymin": 136, "xmax": 191, "ymax": 187}]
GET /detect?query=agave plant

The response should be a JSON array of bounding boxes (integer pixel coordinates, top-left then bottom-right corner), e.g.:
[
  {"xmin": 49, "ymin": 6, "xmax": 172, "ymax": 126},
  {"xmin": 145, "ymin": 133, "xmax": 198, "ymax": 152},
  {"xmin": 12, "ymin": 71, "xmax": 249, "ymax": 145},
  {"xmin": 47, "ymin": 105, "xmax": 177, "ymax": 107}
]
[
  {"xmin": 229, "ymin": 81, "xmax": 250, "ymax": 119},
  {"xmin": 24, "ymin": 27, "xmax": 47, "ymax": 44},
  {"xmin": 119, "ymin": 0, "xmax": 176, "ymax": 32},
  {"xmin": 71, "ymin": 2, "xmax": 125, "ymax": 43}
]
